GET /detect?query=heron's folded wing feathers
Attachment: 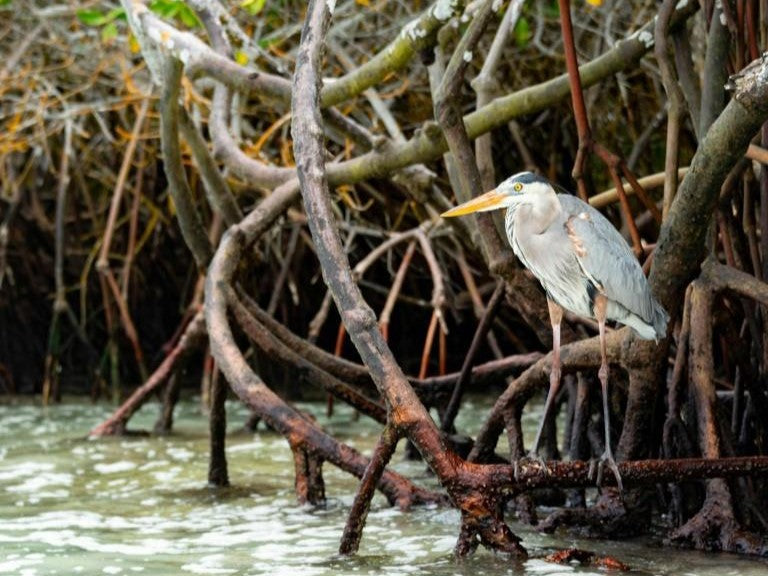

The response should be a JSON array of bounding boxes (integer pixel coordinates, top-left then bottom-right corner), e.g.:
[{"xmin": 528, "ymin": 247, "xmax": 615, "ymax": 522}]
[{"xmin": 559, "ymin": 195, "xmax": 657, "ymax": 324}]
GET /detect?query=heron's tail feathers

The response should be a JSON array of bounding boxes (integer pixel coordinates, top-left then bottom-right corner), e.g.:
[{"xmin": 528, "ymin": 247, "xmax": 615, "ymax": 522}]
[
  {"xmin": 622, "ymin": 300, "xmax": 669, "ymax": 341},
  {"xmin": 650, "ymin": 303, "xmax": 670, "ymax": 341}
]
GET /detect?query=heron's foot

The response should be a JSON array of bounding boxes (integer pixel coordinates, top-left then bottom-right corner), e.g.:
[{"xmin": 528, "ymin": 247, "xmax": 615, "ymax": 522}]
[
  {"xmin": 589, "ymin": 451, "xmax": 623, "ymax": 492},
  {"xmin": 514, "ymin": 452, "xmax": 550, "ymax": 481}
]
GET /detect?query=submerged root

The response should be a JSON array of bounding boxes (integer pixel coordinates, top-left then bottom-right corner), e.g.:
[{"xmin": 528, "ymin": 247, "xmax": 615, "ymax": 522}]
[
  {"xmin": 536, "ymin": 488, "xmax": 650, "ymax": 538},
  {"xmin": 545, "ymin": 547, "xmax": 630, "ymax": 571},
  {"xmin": 456, "ymin": 509, "xmax": 528, "ymax": 558},
  {"xmin": 667, "ymin": 479, "xmax": 768, "ymax": 556}
]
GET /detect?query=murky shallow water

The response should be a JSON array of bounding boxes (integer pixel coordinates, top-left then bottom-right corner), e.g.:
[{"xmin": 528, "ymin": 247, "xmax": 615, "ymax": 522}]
[{"xmin": 0, "ymin": 397, "xmax": 766, "ymax": 575}]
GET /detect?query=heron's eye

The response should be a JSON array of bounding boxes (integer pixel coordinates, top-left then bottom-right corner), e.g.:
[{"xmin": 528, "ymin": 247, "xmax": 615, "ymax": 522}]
[{"xmin": 513, "ymin": 183, "xmax": 523, "ymax": 192}]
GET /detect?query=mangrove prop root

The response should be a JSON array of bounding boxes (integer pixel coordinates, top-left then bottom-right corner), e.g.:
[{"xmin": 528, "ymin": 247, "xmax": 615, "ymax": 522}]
[
  {"xmin": 667, "ymin": 479, "xmax": 768, "ymax": 555},
  {"xmin": 89, "ymin": 312, "xmax": 206, "ymax": 437}
]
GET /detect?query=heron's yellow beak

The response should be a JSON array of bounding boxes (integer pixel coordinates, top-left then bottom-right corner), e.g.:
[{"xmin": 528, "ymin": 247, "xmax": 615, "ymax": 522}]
[{"xmin": 441, "ymin": 188, "xmax": 506, "ymax": 217}]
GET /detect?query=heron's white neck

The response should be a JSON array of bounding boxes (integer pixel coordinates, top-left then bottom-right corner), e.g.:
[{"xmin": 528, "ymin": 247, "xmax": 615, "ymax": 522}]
[{"xmin": 506, "ymin": 189, "xmax": 561, "ymax": 236}]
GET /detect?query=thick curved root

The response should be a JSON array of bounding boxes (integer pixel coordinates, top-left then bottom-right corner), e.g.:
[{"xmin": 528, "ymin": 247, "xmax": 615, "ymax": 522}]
[{"xmin": 667, "ymin": 479, "xmax": 768, "ymax": 556}]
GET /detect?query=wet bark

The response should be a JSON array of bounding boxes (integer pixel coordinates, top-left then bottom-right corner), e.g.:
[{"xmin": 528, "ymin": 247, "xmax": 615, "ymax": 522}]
[
  {"xmin": 294, "ymin": 447, "xmax": 326, "ymax": 506},
  {"xmin": 208, "ymin": 366, "xmax": 229, "ymax": 487},
  {"xmin": 153, "ymin": 373, "xmax": 181, "ymax": 435}
]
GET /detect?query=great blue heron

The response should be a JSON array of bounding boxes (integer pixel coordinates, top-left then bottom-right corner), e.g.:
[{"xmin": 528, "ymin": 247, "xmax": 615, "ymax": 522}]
[{"xmin": 442, "ymin": 171, "xmax": 669, "ymax": 489}]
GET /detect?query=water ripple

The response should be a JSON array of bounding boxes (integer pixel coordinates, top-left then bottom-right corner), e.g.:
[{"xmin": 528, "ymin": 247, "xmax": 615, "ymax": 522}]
[{"xmin": 1, "ymin": 401, "xmax": 767, "ymax": 576}]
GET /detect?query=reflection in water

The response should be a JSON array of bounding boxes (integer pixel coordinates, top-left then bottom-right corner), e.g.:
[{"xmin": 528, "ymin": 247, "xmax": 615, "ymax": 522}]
[{"xmin": 0, "ymin": 399, "xmax": 766, "ymax": 575}]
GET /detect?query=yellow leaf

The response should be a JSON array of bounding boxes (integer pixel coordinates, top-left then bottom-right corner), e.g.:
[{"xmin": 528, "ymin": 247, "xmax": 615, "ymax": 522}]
[
  {"xmin": 355, "ymin": 0, "xmax": 370, "ymax": 5},
  {"xmin": 234, "ymin": 50, "xmax": 249, "ymax": 66},
  {"xmin": 129, "ymin": 34, "xmax": 141, "ymax": 53},
  {"xmin": 585, "ymin": 0, "xmax": 602, "ymax": 5}
]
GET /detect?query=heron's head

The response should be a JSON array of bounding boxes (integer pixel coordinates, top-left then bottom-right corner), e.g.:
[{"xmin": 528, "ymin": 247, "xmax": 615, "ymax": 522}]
[{"xmin": 441, "ymin": 172, "xmax": 553, "ymax": 217}]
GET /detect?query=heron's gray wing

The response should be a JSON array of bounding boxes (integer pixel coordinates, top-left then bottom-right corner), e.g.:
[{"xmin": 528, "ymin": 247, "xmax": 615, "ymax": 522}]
[{"xmin": 558, "ymin": 195, "xmax": 656, "ymax": 323}]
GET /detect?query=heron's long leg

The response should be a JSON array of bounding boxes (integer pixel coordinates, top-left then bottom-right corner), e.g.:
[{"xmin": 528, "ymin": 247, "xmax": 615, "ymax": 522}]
[
  {"xmin": 529, "ymin": 298, "xmax": 563, "ymax": 458},
  {"xmin": 594, "ymin": 294, "xmax": 623, "ymax": 491}
]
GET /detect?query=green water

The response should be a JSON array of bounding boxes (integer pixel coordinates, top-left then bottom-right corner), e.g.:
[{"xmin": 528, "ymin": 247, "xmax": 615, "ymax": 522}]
[{"xmin": 0, "ymin": 397, "xmax": 766, "ymax": 575}]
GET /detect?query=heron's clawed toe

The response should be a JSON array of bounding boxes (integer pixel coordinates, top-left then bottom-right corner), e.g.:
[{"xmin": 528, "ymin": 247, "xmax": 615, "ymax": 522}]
[
  {"xmin": 515, "ymin": 452, "xmax": 550, "ymax": 480},
  {"xmin": 530, "ymin": 451, "xmax": 550, "ymax": 470},
  {"xmin": 514, "ymin": 453, "xmax": 550, "ymax": 481},
  {"xmin": 513, "ymin": 458, "xmax": 522, "ymax": 481},
  {"xmin": 587, "ymin": 457, "xmax": 598, "ymax": 481},
  {"xmin": 592, "ymin": 451, "xmax": 623, "ymax": 492}
]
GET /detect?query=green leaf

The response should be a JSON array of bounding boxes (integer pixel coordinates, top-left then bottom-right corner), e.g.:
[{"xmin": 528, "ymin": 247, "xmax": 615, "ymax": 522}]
[
  {"xmin": 241, "ymin": 0, "xmax": 267, "ymax": 15},
  {"xmin": 149, "ymin": 0, "xmax": 175, "ymax": 18},
  {"xmin": 148, "ymin": 1, "xmax": 200, "ymax": 28},
  {"xmin": 544, "ymin": 1, "xmax": 559, "ymax": 18},
  {"xmin": 514, "ymin": 16, "xmax": 531, "ymax": 47},
  {"xmin": 77, "ymin": 7, "xmax": 124, "ymax": 26},
  {"xmin": 0, "ymin": 0, "xmax": 13, "ymax": 7},
  {"xmin": 101, "ymin": 21, "xmax": 118, "ymax": 43},
  {"xmin": 106, "ymin": 7, "xmax": 127, "ymax": 21},
  {"xmin": 77, "ymin": 9, "xmax": 108, "ymax": 26},
  {"xmin": 257, "ymin": 37, "xmax": 276, "ymax": 50},
  {"xmin": 176, "ymin": 4, "xmax": 201, "ymax": 27}
]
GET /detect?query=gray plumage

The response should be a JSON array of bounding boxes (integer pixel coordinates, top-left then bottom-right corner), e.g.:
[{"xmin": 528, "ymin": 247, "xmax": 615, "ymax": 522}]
[{"xmin": 503, "ymin": 179, "xmax": 668, "ymax": 340}]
